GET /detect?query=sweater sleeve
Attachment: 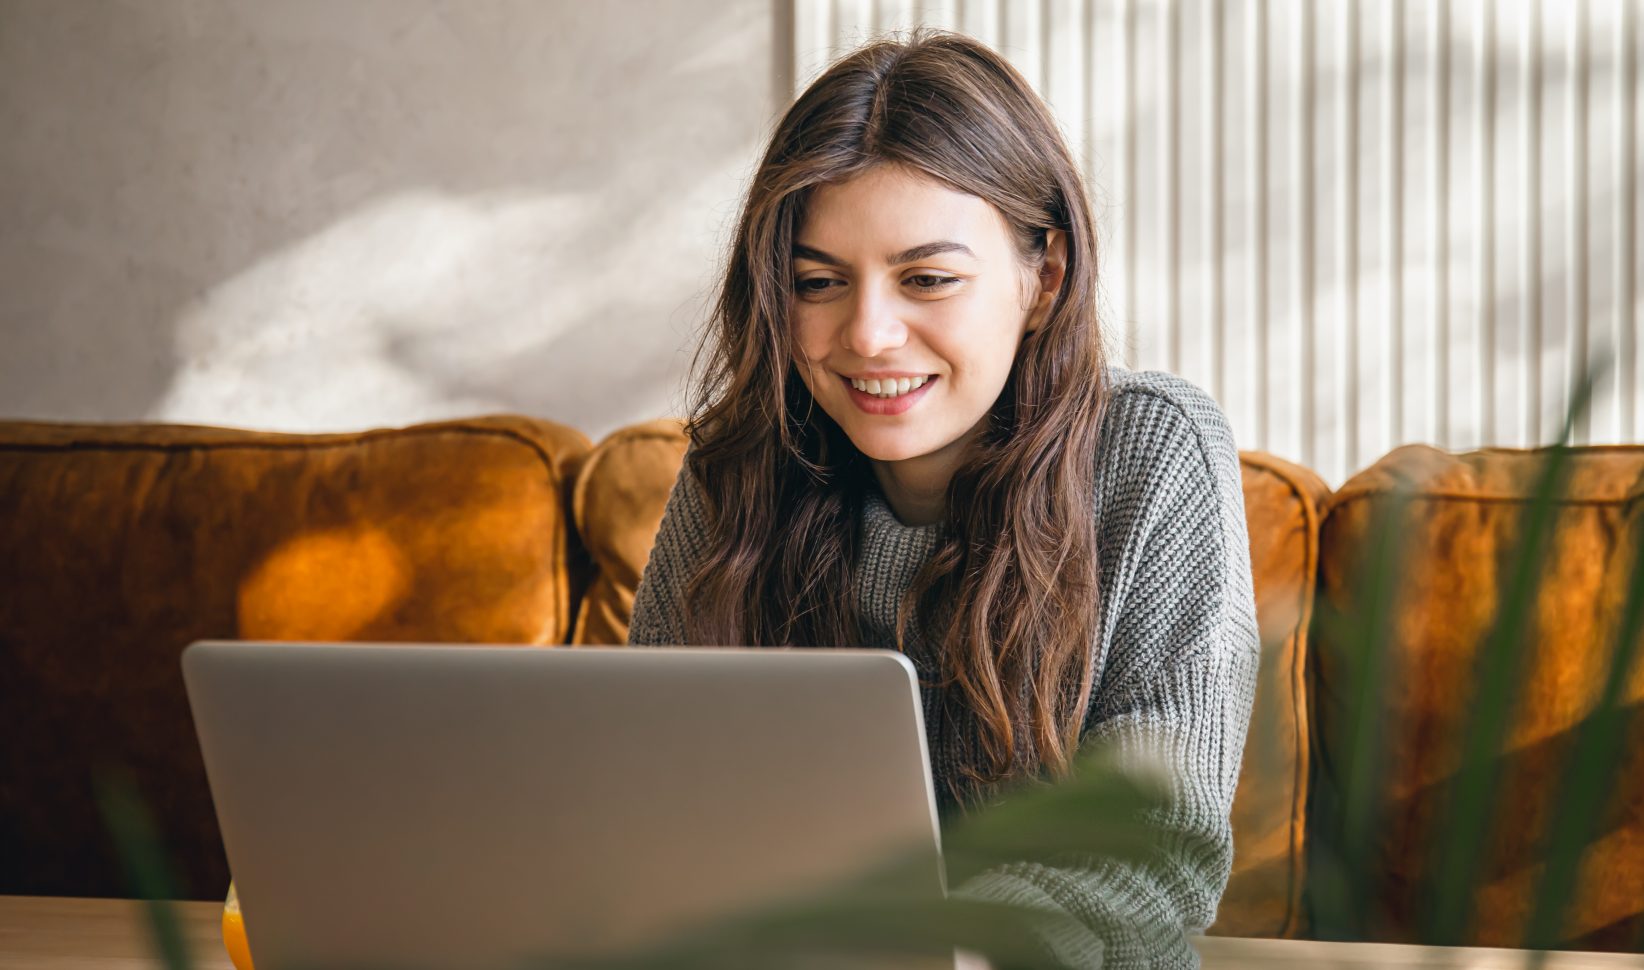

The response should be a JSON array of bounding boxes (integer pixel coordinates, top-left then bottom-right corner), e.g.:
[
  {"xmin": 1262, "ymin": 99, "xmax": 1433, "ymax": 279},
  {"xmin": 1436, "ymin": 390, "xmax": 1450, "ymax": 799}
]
[
  {"xmin": 627, "ymin": 448, "xmax": 711, "ymax": 647},
  {"xmin": 952, "ymin": 377, "xmax": 1260, "ymax": 969}
]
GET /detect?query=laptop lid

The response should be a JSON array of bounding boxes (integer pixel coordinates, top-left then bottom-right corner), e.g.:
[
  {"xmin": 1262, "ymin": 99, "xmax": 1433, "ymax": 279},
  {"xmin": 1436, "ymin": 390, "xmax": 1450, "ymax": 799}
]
[{"xmin": 182, "ymin": 641, "xmax": 947, "ymax": 970}]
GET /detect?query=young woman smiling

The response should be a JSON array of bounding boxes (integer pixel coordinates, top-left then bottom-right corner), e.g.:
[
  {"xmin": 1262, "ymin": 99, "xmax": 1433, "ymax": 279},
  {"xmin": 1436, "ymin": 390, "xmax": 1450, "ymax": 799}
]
[{"xmin": 629, "ymin": 31, "xmax": 1258, "ymax": 968}]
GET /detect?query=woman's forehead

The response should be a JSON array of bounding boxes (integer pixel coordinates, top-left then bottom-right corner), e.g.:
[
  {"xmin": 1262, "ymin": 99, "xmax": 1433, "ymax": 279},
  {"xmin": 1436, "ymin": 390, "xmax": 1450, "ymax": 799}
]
[{"xmin": 797, "ymin": 165, "xmax": 1011, "ymax": 260}]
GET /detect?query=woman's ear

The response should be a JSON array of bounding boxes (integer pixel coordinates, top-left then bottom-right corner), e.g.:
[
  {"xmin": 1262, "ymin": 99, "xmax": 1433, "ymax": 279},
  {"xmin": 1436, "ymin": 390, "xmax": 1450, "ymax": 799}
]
[{"xmin": 1024, "ymin": 229, "xmax": 1068, "ymax": 335}]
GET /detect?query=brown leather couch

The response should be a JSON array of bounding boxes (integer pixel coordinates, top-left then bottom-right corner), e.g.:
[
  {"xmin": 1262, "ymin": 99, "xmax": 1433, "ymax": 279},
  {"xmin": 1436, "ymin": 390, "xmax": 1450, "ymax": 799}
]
[
  {"xmin": 0, "ymin": 417, "xmax": 592, "ymax": 903},
  {"xmin": 2, "ymin": 415, "xmax": 1640, "ymax": 949}
]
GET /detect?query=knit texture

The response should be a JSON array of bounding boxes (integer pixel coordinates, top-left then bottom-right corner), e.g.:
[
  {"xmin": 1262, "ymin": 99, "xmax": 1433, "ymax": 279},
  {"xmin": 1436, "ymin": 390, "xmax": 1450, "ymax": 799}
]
[{"xmin": 628, "ymin": 368, "xmax": 1260, "ymax": 968}]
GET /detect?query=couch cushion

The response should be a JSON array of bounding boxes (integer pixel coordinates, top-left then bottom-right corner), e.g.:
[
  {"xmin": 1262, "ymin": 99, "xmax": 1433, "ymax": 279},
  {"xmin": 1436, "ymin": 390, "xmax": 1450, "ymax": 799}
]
[
  {"xmin": 570, "ymin": 420, "xmax": 1323, "ymax": 939},
  {"xmin": 1311, "ymin": 444, "xmax": 1644, "ymax": 948},
  {"xmin": 570, "ymin": 419, "xmax": 689, "ymax": 646},
  {"xmin": 0, "ymin": 415, "xmax": 589, "ymax": 899},
  {"xmin": 1211, "ymin": 452, "xmax": 1330, "ymax": 939}
]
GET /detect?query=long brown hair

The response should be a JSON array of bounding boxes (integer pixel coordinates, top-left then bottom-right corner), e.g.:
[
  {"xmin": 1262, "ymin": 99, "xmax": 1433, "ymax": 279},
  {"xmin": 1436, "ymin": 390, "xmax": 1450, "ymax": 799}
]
[{"xmin": 682, "ymin": 30, "xmax": 1109, "ymax": 807}]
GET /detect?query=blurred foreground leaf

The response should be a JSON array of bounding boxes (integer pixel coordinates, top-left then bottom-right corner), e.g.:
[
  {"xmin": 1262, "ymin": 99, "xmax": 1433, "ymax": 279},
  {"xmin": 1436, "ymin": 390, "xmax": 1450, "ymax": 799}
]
[
  {"xmin": 1308, "ymin": 485, "xmax": 1415, "ymax": 940},
  {"xmin": 1522, "ymin": 492, "xmax": 1644, "ymax": 955},
  {"xmin": 525, "ymin": 741, "xmax": 1170, "ymax": 970},
  {"xmin": 1421, "ymin": 371, "xmax": 1595, "ymax": 945},
  {"xmin": 942, "ymin": 743, "xmax": 1166, "ymax": 884},
  {"xmin": 93, "ymin": 766, "xmax": 196, "ymax": 970}
]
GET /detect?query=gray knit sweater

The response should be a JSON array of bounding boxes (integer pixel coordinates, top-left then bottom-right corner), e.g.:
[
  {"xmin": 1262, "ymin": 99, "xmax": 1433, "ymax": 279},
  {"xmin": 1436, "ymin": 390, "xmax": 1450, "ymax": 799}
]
[{"xmin": 628, "ymin": 368, "xmax": 1260, "ymax": 968}]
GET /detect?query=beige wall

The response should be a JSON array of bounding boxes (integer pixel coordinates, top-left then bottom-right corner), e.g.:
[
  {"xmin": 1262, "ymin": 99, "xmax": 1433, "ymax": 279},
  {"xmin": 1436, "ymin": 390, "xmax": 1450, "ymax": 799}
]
[{"xmin": 0, "ymin": 1, "xmax": 777, "ymax": 440}]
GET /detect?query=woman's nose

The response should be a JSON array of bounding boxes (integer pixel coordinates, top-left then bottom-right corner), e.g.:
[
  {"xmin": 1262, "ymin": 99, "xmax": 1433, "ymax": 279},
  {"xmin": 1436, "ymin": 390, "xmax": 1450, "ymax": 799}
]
[{"xmin": 841, "ymin": 288, "xmax": 908, "ymax": 358}]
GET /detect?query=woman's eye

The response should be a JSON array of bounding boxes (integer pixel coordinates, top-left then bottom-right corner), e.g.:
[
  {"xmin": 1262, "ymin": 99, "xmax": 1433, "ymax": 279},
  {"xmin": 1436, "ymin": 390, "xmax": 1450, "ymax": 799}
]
[
  {"xmin": 795, "ymin": 277, "xmax": 841, "ymax": 298},
  {"xmin": 907, "ymin": 274, "xmax": 960, "ymax": 292}
]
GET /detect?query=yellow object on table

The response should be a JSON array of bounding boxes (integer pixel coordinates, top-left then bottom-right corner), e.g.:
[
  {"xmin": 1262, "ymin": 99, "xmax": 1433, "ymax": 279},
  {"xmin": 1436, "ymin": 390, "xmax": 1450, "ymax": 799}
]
[{"xmin": 222, "ymin": 881, "xmax": 253, "ymax": 970}]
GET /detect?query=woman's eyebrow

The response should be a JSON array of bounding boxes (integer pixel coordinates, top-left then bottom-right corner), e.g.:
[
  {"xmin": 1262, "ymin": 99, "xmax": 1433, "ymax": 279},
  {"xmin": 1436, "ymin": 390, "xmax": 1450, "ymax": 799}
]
[
  {"xmin": 792, "ymin": 243, "xmax": 846, "ymax": 266},
  {"xmin": 888, "ymin": 240, "xmax": 976, "ymax": 264},
  {"xmin": 791, "ymin": 240, "xmax": 978, "ymax": 266}
]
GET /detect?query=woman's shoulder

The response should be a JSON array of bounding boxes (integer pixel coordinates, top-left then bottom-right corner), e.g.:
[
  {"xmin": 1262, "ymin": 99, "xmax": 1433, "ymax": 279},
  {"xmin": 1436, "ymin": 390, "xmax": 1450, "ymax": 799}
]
[
  {"xmin": 1101, "ymin": 366, "xmax": 1233, "ymax": 439},
  {"xmin": 1095, "ymin": 365, "xmax": 1243, "ymax": 502}
]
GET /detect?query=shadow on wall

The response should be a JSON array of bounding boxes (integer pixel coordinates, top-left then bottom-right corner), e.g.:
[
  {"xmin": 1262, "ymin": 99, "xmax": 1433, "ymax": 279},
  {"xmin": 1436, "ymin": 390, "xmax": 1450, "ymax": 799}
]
[{"xmin": 0, "ymin": 1, "xmax": 775, "ymax": 440}]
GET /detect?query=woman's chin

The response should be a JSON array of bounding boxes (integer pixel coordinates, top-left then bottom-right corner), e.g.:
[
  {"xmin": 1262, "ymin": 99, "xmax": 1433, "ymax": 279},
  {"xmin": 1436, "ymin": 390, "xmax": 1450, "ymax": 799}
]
[{"xmin": 842, "ymin": 428, "xmax": 942, "ymax": 464}]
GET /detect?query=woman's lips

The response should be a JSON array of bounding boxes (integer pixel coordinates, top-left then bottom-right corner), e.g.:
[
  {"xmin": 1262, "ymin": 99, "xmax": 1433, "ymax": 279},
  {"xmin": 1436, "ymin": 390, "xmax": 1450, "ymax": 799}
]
[{"xmin": 841, "ymin": 375, "xmax": 937, "ymax": 415}]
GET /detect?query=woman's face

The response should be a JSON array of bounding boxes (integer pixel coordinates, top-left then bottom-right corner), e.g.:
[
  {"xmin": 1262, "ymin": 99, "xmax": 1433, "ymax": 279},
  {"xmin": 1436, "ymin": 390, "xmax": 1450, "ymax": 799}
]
[{"xmin": 789, "ymin": 164, "xmax": 1053, "ymax": 467}]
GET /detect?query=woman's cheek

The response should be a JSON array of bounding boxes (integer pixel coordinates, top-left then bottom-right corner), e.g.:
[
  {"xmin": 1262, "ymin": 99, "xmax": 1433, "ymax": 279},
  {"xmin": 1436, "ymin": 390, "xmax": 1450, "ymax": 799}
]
[
  {"xmin": 792, "ymin": 347, "xmax": 837, "ymax": 400},
  {"xmin": 791, "ymin": 309, "xmax": 828, "ymax": 363}
]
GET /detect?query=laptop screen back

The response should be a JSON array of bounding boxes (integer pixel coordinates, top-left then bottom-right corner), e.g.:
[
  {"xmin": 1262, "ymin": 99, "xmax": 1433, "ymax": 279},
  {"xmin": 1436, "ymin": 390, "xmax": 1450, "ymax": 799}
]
[{"xmin": 183, "ymin": 642, "xmax": 946, "ymax": 970}]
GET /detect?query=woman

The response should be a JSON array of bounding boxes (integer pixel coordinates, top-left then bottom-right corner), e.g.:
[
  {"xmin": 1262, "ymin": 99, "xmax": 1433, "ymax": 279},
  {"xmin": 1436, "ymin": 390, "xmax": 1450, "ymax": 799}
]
[{"xmin": 629, "ymin": 30, "xmax": 1258, "ymax": 969}]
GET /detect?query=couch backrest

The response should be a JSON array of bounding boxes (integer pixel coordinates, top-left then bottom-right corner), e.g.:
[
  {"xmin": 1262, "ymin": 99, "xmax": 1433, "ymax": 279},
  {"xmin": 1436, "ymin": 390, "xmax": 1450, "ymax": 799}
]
[
  {"xmin": 569, "ymin": 419, "xmax": 1331, "ymax": 940},
  {"xmin": 569, "ymin": 419, "xmax": 690, "ymax": 646},
  {"xmin": 15, "ymin": 409, "xmax": 1640, "ymax": 945},
  {"xmin": 1311, "ymin": 444, "xmax": 1644, "ymax": 949},
  {"xmin": 0, "ymin": 416, "xmax": 589, "ymax": 899},
  {"xmin": 1223, "ymin": 452, "xmax": 1331, "ymax": 938}
]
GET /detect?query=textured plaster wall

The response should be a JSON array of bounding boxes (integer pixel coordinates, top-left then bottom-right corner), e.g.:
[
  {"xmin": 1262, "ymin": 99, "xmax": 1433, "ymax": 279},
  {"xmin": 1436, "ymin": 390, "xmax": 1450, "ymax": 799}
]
[{"xmin": 0, "ymin": 1, "xmax": 777, "ymax": 440}]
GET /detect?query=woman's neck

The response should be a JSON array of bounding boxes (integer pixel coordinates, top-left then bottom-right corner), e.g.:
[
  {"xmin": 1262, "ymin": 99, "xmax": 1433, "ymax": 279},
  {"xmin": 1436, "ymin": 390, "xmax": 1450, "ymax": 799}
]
[
  {"xmin": 869, "ymin": 430, "xmax": 975, "ymax": 527},
  {"xmin": 871, "ymin": 465, "xmax": 946, "ymax": 527}
]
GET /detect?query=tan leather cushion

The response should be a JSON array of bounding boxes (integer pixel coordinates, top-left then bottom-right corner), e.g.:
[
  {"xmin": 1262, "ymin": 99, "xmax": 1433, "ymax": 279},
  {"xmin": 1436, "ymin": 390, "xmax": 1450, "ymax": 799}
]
[
  {"xmin": 0, "ymin": 416, "xmax": 589, "ymax": 900},
  {"xmin": 1313, "ymin": 444, "xmax": 1644, "ymax": 949},
  {"xmin": 1211, "ymin": 452, "xmax": 1330, "ymax": 939},
  {"xmin": 570, "ymin": 419, "xmax": 689, "ymax": 646},
  {"xmin": 571, "ymin": 420, "xmax": 1322, "ymax": 938}
]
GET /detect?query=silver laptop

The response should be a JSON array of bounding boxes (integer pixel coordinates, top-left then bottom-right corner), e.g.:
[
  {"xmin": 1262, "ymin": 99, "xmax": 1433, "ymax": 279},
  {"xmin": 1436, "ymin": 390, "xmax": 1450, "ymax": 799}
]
[{"xmin": 182, "ymin": 641, "xmax": 951, "ymax": 970}]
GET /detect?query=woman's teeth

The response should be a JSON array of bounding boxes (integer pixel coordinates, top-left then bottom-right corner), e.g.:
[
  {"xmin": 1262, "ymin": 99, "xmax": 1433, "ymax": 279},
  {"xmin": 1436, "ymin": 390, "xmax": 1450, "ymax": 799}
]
[{"xmin": 850, "ymin": 375, "xmax": 929, "ymax": 399}]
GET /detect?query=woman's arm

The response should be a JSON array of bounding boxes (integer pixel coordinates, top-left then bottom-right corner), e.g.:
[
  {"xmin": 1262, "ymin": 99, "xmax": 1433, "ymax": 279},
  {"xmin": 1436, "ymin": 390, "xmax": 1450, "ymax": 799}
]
[
  {"xmin": 954, "ymin": 377, "xmax": 1261, "ymax": 969},
  {"xmin": 954, "ymin": 643, "xmax": 1257, "ymax": 967}
]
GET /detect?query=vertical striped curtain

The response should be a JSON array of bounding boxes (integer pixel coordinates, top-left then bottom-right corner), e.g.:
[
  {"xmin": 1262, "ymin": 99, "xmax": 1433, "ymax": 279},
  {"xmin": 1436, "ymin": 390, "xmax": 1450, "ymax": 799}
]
[{"xmin": 790, "ymin": 0, "xmax": 1641, "ymax": 485}]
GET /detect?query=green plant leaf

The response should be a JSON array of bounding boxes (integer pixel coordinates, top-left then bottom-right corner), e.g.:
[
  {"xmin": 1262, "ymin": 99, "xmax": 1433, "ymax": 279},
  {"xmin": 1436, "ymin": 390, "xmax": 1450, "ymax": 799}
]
[
  {"xmin": 1311, "ymin": 485, "xmax": 1415, "ymax": 940},
  {"xmin": 93, "ymin": 767, "xmax": 197, "ymax": 970},
  {"xmin": 941, "ymin": 744, "xmax": 1166, "ymax": 884},
  {"xmin": 503, "ymin": 743, "xmax": 1172, "ymax": 970},
  {"xmin": 1521, "ymin": 494, "xmax": 1644, "ymax": 954},
  {"xmin": 1419, "ymin": 369, "xmax": 1599, "ymax": 945}
]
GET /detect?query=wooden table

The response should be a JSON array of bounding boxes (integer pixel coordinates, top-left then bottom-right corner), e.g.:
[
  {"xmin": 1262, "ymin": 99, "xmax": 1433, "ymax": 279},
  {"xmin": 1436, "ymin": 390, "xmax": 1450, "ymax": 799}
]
[
  {"xmin": 5, "ymin": 895, "xmax": 1643, "ymax": 969},
  {"xmin": 0, "ymin": 896, "xmax": 233, "ymax": 969}
]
